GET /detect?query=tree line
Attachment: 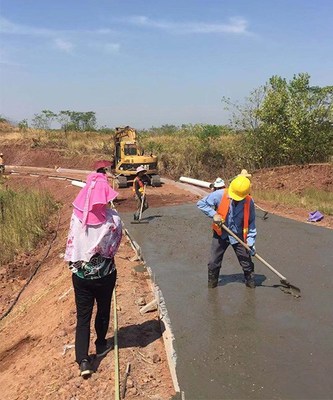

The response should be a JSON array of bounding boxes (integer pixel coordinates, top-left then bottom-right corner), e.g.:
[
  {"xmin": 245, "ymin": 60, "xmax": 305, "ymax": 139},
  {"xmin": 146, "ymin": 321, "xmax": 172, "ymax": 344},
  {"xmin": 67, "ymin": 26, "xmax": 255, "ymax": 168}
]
[
  {"xmin": 15, "ymin": 72, "xmax": 333, "ymax": 169},
  {"xmin": 19, "ymin": 110, "xmax": 97, "ymax": 132}
]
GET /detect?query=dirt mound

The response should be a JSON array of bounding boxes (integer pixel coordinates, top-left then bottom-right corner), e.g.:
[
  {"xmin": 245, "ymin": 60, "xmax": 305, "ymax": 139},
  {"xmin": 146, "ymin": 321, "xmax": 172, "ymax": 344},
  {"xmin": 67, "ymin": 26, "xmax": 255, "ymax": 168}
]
[
  {"xmin": 1, "ymin": 144, "xmax": 100, "ymax": 170},
  {"xmin": 253, "ymin": 164, "xmax": 333, "ymax": 192}
]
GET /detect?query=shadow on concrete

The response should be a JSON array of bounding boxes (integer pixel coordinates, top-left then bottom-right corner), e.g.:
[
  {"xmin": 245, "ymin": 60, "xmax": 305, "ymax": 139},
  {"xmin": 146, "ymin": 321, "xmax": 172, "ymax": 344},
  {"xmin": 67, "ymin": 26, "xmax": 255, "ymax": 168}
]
[
  {"xmin": 141, "ymin": 214, "xmax": 163, "ymax": 222},
  {"xmin": 219, "ymin": 272, "xmax": 267, "ymax": 287}
]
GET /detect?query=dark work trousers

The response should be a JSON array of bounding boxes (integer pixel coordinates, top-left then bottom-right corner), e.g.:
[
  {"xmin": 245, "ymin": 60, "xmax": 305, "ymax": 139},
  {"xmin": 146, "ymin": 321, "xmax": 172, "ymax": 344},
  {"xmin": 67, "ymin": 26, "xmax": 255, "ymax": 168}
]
[
  {"xmin": 134, "ymin": 194, "xmax": 149, "ymax": 219},
  {"xmin": 208, "ymin": 233, "xmax": 254, "ymax": 275},
  {"xmin": 72, "ymin": 270, "xmax": 117, "ymax": 364}
]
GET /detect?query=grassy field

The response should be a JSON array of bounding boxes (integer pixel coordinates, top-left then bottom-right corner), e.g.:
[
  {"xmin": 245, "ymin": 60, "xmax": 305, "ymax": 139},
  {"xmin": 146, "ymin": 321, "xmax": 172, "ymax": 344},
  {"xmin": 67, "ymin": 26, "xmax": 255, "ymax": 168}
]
[
  {"xmin": 254, "ymin": 188, "xmax": 333, "ymax": 216},
  {"xmin": 0, "ymin": 183, "xmax": 58, "ymax": 265}
]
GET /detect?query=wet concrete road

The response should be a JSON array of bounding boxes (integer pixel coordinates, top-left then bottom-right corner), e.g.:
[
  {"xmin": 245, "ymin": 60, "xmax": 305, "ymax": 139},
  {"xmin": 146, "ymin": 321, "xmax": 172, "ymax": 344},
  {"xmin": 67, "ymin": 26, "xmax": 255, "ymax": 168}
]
[{"xmin": 120, "ymin": 203, "xmax": 333, "ymax": 400}]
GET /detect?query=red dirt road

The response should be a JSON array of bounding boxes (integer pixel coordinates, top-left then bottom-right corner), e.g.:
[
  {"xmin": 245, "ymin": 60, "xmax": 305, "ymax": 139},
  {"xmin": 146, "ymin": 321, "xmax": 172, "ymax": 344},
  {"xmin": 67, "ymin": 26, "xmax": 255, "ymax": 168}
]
[{"xmin": 0, "ymin": 143, "xmax": 332, "ymax": 399}]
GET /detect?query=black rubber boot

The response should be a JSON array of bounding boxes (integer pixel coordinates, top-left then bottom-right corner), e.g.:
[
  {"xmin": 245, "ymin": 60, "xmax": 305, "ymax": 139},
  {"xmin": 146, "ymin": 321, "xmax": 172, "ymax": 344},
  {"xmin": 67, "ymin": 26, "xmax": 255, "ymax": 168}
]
[
  {"xmin": 208, "ymin": 269, "xmax": 220, "ymax": 288},
  {"xmin": 79, "ymin": 359, "xmax": 93, "ymax": 377},
  {"xmin": 244, "ymin": 271, "xmax": 255, "ymax": 288}
]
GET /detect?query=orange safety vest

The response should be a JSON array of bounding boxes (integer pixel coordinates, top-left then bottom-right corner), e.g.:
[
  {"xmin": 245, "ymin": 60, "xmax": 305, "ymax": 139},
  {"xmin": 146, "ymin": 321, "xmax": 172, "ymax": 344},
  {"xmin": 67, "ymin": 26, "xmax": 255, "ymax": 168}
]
[
  {"xmin": 212, "ymin": 189, "xmax": 251, "ymax": 241},
  {"xmin": 133, "ymin": 176, "xmax": 144, "ymax": 193}
]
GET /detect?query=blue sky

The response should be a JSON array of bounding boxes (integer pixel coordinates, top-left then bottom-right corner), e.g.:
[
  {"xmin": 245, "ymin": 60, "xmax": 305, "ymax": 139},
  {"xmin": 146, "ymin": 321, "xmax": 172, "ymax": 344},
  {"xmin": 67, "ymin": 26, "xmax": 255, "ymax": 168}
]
[{"xmin": 0, "ymin": 0, "xmax": 332, "ymax": 129}]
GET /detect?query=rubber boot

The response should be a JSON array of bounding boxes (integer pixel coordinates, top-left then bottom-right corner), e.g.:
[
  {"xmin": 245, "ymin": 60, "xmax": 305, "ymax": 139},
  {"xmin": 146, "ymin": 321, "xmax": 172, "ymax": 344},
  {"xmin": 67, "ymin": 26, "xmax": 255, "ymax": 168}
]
[
  {"xmin": 208, "ymin": 269, "xmax": 220, "ymax": 288},
  {"xmin": 244, "ymin": 271, "xmax": 255, "ymax": 288}
]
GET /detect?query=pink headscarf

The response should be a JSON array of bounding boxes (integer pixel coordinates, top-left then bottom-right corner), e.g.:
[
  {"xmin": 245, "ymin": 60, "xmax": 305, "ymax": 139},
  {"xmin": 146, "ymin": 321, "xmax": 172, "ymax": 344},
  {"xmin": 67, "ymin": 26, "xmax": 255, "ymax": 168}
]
[{"xmin": 73, "ymin": 172, "xmax": 118, "ymax": 226}]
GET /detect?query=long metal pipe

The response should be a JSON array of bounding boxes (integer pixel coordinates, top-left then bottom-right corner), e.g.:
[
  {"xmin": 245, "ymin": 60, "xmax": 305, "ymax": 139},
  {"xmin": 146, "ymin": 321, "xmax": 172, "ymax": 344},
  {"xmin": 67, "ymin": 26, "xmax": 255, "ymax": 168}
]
[{"xmin": 179, "ymin": 176, "xmax": 211, "ymax": 189}]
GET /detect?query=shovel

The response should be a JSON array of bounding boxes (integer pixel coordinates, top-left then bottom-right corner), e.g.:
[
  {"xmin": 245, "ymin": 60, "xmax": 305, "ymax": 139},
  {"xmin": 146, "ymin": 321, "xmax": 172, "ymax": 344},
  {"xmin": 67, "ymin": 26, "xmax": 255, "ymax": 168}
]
[
  {"xmin": 220, "ymin": 222, "xmax": 301, "ymax": 297},
  {"xmin": 131, "ymin": 185, "xmax": 149, "ymax": 224}
]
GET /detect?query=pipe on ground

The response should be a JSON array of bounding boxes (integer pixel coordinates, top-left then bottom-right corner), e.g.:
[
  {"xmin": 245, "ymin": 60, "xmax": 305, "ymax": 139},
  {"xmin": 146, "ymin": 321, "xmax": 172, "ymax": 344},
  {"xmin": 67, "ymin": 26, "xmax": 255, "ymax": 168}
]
[
  {"xmin": 179, "ymin": 176, "xmax": 211, "ymax": 189},
  {"xmin": 71, "ymin": 180, "xmax": 85, "ymax": 188}
]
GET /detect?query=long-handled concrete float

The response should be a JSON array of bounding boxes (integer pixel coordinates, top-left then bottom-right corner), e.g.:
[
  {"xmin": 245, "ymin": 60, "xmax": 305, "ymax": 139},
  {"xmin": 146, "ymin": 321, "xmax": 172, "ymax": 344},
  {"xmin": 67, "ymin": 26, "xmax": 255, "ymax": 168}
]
[{"xmin": 221, "ymin": 222, "xmax": 301, "ymax": 297}]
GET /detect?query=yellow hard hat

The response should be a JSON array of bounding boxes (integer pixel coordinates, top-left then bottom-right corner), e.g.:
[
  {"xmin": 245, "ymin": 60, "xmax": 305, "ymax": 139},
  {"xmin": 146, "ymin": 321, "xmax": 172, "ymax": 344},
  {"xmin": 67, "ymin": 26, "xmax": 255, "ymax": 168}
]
[{"xmin": 229, "ymin": 176, "xmax": 251, "ymax": 201}]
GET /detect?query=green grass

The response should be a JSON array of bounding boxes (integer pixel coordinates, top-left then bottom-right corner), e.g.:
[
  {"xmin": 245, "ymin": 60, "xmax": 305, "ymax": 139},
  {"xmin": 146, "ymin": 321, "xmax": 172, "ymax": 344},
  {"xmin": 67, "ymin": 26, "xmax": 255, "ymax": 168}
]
[
  {"xmin": 254, "ymin": 187, "xmax": 333, "ymax": 216},
  {"xmin": 0, "ymin": 187, "xmax": 58, "ymax": 265}
]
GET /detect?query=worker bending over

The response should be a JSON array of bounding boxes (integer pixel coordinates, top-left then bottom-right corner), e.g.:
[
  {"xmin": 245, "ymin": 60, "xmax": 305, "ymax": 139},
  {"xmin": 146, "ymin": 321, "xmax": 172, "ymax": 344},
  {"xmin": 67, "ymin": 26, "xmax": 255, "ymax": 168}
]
[
  {"xmin": 197, "ymin": 175, "xmax": 257, "ymax": 289},
  {"xmin": 210, "ymin": 177, "xmax": 226, "ymax": 191},
  {"xmin": 133, "ymin": 165, "xmax": 150, "ymax": 221}
]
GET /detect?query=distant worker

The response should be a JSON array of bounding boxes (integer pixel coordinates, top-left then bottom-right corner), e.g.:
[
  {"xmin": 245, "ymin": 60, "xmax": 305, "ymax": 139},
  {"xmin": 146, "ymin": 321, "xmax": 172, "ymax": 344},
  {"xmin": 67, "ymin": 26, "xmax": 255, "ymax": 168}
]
[
  {"xmin": 64, "ymin": 161, "xmax": 122, "ymax": 378},
  {"xmin": 133, "ymin": 165, "xmax": 150, "ymax": 221},
  {"xmin": 94, "ymin": 159, "xmax": 112, "ymax": 174},
  {"xmin": 210, "ymin": 177, "xmax": 226, "ymax": 191},
  {"xmin": 238, "ymin": 169, "xmax": 252, "ymax": 179},
  {"xmin": 197, "ymin": 175, "xmax": 257, "ymax": 289},
  {"xmin": 0, "ymin": 152, "xmax": 5, "ymax": 174}
]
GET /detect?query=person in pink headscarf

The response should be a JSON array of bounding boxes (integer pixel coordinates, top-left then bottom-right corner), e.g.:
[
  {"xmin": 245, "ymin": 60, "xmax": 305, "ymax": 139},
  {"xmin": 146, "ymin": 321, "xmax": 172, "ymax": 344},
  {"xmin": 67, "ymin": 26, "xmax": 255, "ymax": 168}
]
[{"xmin": 64, "ymin": 160, "xmax": 122, "ymax": 378}]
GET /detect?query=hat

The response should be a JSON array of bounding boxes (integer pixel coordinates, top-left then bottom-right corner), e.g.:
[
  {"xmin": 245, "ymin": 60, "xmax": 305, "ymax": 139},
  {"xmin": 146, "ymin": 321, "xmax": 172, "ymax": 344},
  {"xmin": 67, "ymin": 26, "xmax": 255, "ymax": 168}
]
[
  {"xmin": 238, "ymin": 169, "xmax": 252, "ymax": 178},
  {"xmin": 228, "ymin": 176, "xmax": 251, "ymax": 201},
  {"xmin": 94, "ymin": 160, "xmax": 112, "ymax": 171},
  {"xmin": 213, "ymin": 177, "xmax": 225, "ymax": 188},
  {"xmin": 307, "ymin": 210, "xmax": 324, "ymax": 222},
  {"xmin": 136, "ymin": 165, "xmax": 147, "ymax": 174},
  {"xmin": 73, "ymin": 172, "xmax": 118, "ymax": 226}
]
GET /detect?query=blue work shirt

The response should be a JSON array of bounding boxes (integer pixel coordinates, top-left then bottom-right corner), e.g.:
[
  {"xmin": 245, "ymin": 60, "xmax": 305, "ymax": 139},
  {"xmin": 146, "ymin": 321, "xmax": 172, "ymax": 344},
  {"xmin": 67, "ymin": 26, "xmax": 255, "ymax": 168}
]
[{"xmin": 197, "ymin": 189, "xmax": 257, "ymax": 247}]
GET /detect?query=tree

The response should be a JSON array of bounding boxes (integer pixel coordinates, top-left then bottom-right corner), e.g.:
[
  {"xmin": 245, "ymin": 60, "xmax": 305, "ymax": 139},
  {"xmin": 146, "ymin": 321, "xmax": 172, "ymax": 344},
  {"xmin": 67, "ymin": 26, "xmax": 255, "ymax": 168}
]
[
  {"xmin": 18, "ymin": 119, "xmax": 29, "ymax": 131},
  {"xmin": 57, "ymin": 111, "xmax": 97, "ymax": 131},
  {"xmin": 31, "ymin": 110, "xmax": 57, "ymax": 130},
  {"xmin": 57, "ymin": 110, "xmax": 72, "ymax": 132},
  {"xmin": 223, "ymin": 73, "xmax": 333, "ymax": 167}
]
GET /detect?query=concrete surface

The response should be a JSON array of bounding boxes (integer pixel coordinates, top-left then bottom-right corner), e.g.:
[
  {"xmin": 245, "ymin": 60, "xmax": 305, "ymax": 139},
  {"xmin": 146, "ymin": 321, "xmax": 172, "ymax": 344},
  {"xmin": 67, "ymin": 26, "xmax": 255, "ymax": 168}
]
[{"xmin": 120, "ymin": 203, "xmax": 333, "ymax": 400}]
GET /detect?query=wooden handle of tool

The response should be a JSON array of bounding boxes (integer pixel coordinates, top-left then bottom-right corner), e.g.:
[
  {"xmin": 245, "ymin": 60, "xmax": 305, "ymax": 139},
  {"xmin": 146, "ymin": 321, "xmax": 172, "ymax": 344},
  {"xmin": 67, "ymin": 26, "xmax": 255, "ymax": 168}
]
[{"xmin": 220, "ymin": 223, "xmax": 287, "ymax": 281}]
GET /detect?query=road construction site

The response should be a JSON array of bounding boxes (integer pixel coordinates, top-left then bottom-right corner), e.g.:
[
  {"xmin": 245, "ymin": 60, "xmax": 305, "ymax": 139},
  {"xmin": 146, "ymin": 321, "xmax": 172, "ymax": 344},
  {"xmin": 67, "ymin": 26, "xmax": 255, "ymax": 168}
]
[
  {"xmin": 121, "ymin": 199, "xmax": 333, "ymax": 400},
  {"xmin": 1, "ymin": 165, "xmax": 333, "ymax": 400}
]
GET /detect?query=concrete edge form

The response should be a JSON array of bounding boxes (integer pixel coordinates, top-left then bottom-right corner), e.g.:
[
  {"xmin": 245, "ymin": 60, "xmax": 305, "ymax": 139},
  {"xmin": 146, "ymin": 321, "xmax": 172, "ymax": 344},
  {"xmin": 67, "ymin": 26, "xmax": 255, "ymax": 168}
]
[{"xmin": 122, "ymin": 226, "xmax": 181, "ymax": 394}]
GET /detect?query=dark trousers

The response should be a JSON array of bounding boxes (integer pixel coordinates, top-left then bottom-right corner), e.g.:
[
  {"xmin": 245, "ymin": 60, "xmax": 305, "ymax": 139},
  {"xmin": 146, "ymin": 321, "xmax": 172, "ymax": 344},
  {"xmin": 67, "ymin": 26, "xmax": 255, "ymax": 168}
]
[
  {"xmin": 134, "ymin": 195, "xmax": 149, "ymax": 219},
  {"xmin": 208, "ymin": 234, "xmax": 254, "ymax": 274},
  {"xmin": 72, "ymin": 270, "xmax": 117, "ymax": 364}
]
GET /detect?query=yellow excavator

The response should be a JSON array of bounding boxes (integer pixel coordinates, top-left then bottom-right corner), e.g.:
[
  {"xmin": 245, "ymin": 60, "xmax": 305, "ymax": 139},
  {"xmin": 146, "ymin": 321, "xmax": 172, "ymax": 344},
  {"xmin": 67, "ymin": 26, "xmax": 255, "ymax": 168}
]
[{"xmin": 113, "ymin": 126, "xmax": 161, "ymax": 188}]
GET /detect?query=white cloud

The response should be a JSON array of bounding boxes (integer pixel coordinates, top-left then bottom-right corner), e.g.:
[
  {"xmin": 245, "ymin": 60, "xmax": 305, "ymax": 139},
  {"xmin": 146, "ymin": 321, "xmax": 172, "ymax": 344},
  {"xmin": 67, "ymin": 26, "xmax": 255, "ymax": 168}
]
[
  {"xmin": 0, "ymin": 48, "xmax": 23, "ymax": 66},
  {"xmin": 96, "ymin": 28, "xmax": 113, "ymax": 34},
  {"xmin": 54, "ymin": 38, "xmax": 74, "ymax": 53},
  {"xmin": 0, "ymin": 16, "xmax": 116, "ymax": 37},
  {"xmin": 0, "ymin": 16, "xmax": 119, "ymax": 56},
  {"xmin": 0, "ymin": 16, "xmax": 54, "ymax": 36},
  {"xmin": 88, "ymin": 41, "xmax": 120, "ymax": 54},
  {"xmin": 103, "ymin": 43, "xmax": 120, "ymax": 54},
  {"xmin": 126, "ymin": 15, "xmax": 251, "ymax": 35}
]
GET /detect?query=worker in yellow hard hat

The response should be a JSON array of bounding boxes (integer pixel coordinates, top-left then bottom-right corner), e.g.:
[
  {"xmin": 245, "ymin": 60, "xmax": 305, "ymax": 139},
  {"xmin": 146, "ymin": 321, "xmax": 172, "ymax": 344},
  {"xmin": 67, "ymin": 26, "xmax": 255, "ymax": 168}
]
[{"xmin": 197, "ymin": 175, "xmax": 257, "ymax": 289}]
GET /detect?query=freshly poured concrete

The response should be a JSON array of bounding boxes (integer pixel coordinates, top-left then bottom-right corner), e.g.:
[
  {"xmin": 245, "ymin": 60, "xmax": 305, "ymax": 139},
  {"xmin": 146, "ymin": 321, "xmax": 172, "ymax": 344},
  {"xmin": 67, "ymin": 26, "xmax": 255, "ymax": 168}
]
[{"xmin": 120, "ymin": 204, "xmax": 333, "ymax": 400}]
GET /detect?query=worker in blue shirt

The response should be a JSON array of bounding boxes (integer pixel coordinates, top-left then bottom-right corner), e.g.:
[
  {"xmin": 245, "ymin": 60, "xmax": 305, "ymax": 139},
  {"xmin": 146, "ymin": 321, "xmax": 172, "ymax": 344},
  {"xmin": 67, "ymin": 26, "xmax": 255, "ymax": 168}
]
[{"xmin": 197, "ymin": 176, "xmax": 257, "ymax": 288}]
